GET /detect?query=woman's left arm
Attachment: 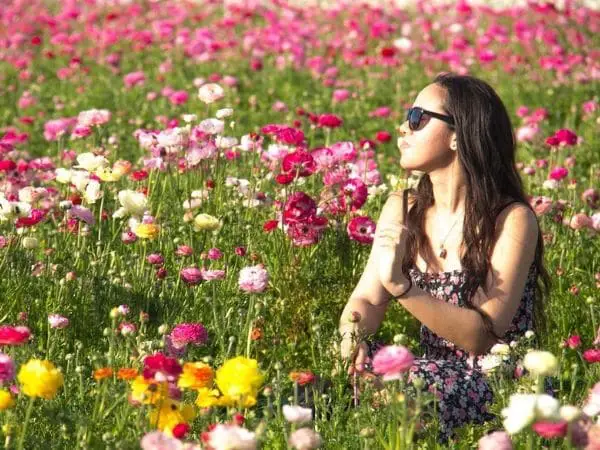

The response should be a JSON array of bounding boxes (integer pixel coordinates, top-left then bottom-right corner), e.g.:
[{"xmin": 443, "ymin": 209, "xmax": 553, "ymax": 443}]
[{"xmin": 391, "ymin": 204, "xmax": 539, "ymax": 355}]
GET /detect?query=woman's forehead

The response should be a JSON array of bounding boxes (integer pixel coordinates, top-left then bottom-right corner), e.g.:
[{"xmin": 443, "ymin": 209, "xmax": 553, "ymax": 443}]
[{"xmin": 413, "ymin": 84, "xmax": 447, "ymax": 111}]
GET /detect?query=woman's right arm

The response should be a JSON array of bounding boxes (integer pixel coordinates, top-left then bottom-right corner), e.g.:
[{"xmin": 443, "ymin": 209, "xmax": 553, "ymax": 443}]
[{"xmin": 338, "ymin": 191, "xmax": 408, "ymax": 365}]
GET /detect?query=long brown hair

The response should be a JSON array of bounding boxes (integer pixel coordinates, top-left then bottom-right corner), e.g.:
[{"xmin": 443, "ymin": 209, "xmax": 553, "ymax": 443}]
[{"xmin": 400, "ymin": 73, "xmax": 551, "ymax": 341}]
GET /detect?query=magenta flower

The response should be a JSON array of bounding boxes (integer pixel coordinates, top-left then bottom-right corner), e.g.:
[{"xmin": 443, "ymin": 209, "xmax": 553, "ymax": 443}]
[
  {"xmin": 239, "ymin": 264, "xmax": 269, "ymax": 293},
  {"xmin": 548, "ymin": 167, "xmax": 568, "ymax": 181},
  {"xmin": 283, "ymin": 192, "xmax": 317, "ymax": 225},
  {"xmin": 347, "ymin": 216, "xmax": 376, "ymax": 244},
  {"xmin": 169, "ymin": 323, "xmax": 208, "ymax": 350},
  {"xmin": 180, "ymin": 267, "xmax": 202, "ymax": 285},
  {"xmin": 372, "ymin": 345, "xmax": 415, "ymax": 381},
  {"xmin": 318, "ymin": 113, "xmax": 343, "ymax": 128},
  {"xmin": 0, "ymin": 326, "xmax": 31, "ymax": 346},
  {"xmin": 207, "ymin": 248, "xmax": 223, "ymax": 260},
  {"xmin": 143, "ymin": 352, "xmax": 182, "ymax": 382},
  {"xmin": 340, "ymin": 178, "xmax": 368, "ymax": 211},
  {"xmin": 282, "ymin": 150, "xmax": 317, "ymax": 177},
  {"xmin": 146, "ymin": 253, "xmax": 164, "ymax": 265},
  {"xmin": 0, "ymin": 353, "xmax": 15, "ymax": 384}
]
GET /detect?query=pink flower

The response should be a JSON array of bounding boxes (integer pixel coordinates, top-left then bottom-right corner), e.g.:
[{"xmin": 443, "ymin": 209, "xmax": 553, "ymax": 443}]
[
  {"xmin": 584, "ymin": 349, "xmax": 600, "ymax": 363},
  {"xmin": 175, "ymin": 245, "xmax": 193, "ymax": 257},
  {"xmin": 76, "ymin": 109, "xmax": 111, "ymax": 127},
  {"xmin": 582, "ymin": 188, "xmax": 599, "ymax": 209},
  {"xmin": 478, "ymin": 431, "xmax": 512, "ymax": 450},
  {"xmin": 168, "ymin": 323, "xmax": 208, "ymax": 349},
  {"xmin": 516, "ymin": 124, "xmax": 539, "ymax": 142},
  {"xmin": 282, "ymin": 150, "xmax": 317, "ymax": 178},
  {"xmin": 286, "ymin": 216, "xmax": 328, "ymax": 247},
  {"xmin": 569, "ymin": 214, "xmax": 593, "ymax": 231},
  {"xmin": 48, "ymin": 314, "xmax": 69, "ymax": 329},
  {"xmin": 123, "ymin": 71, "xmax": 146, "ymax": 88},
  {"xmin": 0, "ymin": 353, "xmax": 15, "ymax": 384},
  {"xmin": 372, "ymin": 345, "xmax": 415, "ymax": 381},
  {"xmin": 340, "ymin": 178, "xmax": 368, "ymax": 211},
  {"xmin": 288, "ymin": 428, "xmax": 322, "ymax": 450},
  {"xmin": 347, "ymin": 216, "xmax": 376, "ymax": 244},
  {"xmin": 121, "ymin": 230, "xmax": 137, "ymax": 244},
  {"xmin": 563, "ymin": 335, "xmax": 582, "ymax": 349},
  {"xmin": 238, "ymin": 264, "xmax": 269, "ymax": 293},
  {"xmin": 200, "ymin": 268, "xmax": 226, "ymax": 281},
  {"xmin": 548, "ymin": 167, "xmax": 569, "ymax": 181},
  {"xmin": 43, "ymin": 118, "xmax": 75, "ymax": 141},
  {"xmin": 368, "ymin": 106, "xmax": 391, "ymax": 118},
  {"xmin": 532, "ymin": 420, "xmax": 568, "ymax": 439},
  {"xmin": 318, "ymin": 113, "xmax": 343, "ymax": 128},
  {"xmin": 119, "ymin": 322, "xmax": 136, "ymax": 336},
  {"xmin": 140, "ymin": 431, "xmax": 182, "ymax": 450},
  {"xmin": 207, "ymin": 248, "xmax": 223, "ymax": 260},
  {"xmin": 146, "ymin": 253, "xmax": 164, "ymax": 265},
  {"xmin": 0, "ymin": 326, "xmax": 31, "ymax": 345},
  {"xmin": 283, "ymin": 192, "xmax": 317, "ymax": 225},
  {"xmin": 332, "ymin": 89, "xmax": 350, "ymax": 102},
  {"xmin": 68, "ymin": 206, "xmax": 95, "ymax": 225},
  {"xmin": 169, "ymin": 90, "xmax": 189, "ymax": 106},
  {"xmin": 180, "ymin": 267, "xmax": 202, "ymax": 285}
]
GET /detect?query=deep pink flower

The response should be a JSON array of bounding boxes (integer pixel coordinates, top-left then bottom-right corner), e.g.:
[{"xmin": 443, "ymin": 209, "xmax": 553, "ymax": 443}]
[
  {"xmin": 286, "ymin": 215, "xmax": 328, "ymax": 247},
  {"xmin": 146, "ymin": 253, "xmax": 164, "ymax": 265},
  {"xmin": 318, "ymin": 114, "xmax": 343, "ymax": 128},
  {"xmin": 548, "ymin": 167, "xmax": 569, "ymax": 181},
  {"xmin": 532, "ymin": 421, "xmax": 568, "ymax": 439},
  {"xmin": 283, "ymin": 192, "xmax": 317, "ymax": 225},
  {"xmin": 347, "ymin": 216, "xmax": 376, "ymax": 244},
  {"xmin": 564, "ymin": 335, "xmax": 582, "ymax": 349},
  {"xmin": 340, "ymin": 178, "xmax": 368, "ymax": 211},
  {"xmin": 0, "ymin": 353, "xmax": 15, "ymax": 384},
  {"xmin": 372, "ymin": 345, "xmax": 415, "ymax": 381},
  {"xmin": 276, "ymin": 127, "xmax": 305, "ymax": 146},
  {"xmin": 169, "ymin": 90, "xmax": 189, "ymax": 106},
  {"xmin": 169, "ymin": 323, "xmax": 208, "ymax": 349},
  {"xmin": 207, "ymin": 248, "xmax": 223, "ymax": 260},
  {"xmin": 143, "ymin": 352, "xmax": 182, "ymax": 382},
  {"xmin": 0, "ymin": 326, "xmax": 31, "ymax": 345},
  {"xmin": 282, "ymin": 150, "xmax": 316, "ymax": 177},
  {"xmin": 180, "ymin": 267, "xmax": 202, "ymax": 285},
  {"xmin": 583, "ymin": 349, "xmax": 600, "ymax": 363}
]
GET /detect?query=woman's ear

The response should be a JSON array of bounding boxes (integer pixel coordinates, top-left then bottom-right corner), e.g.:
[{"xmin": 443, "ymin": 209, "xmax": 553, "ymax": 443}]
[{"xmin": 450, "ymin": 133, "xmax": 457, "ymax": 151}]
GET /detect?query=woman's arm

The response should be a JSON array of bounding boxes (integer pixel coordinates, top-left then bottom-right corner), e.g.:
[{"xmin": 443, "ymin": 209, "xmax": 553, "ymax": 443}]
[{"xmin": 394, "ymin": 203, "xmax": 539, "ymax": 355}]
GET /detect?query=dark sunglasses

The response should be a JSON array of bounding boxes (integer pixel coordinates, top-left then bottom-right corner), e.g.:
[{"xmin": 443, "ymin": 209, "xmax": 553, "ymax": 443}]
[{"xmin": 406, "ymin": 107, "xmax": 455, "ymax": 131}]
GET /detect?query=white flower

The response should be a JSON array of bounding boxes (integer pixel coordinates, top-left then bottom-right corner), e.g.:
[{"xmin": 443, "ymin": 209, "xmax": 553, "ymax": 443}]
[
  {"xmin": 74, "ymin": 152, "xmax": 108, "ymax": 172},
  {"xmin": 207, "ymin": 424, "xmax": 256, "ymax": 450},
  {"xmin": 501, "ymin": 394, "xmax": 537, "ymax": 434},
  {"xmin": 543, "ymin": 179, "xmax": 559, "ymax": 190},
  {"xmin": 283, "ymin": 405, "xmax": 313, "ymax": 425},
  {"xmin": 22, "ymin": 236, "xmax": 39, "ymax": 249},
  {"xmin": 198, "ymin": 118, "xmax": 224, "ymax": 135},
  {"xmin": 216, "ymin": 108, "xmax": 233, "ymax": 119},
  {"xmin": 198, "ymin": 83, "xmax": 224, "ymax": 104},
  {"xmin": 55, "ymin": 168, "xmax": 72, "ymax": 184},
  {"xmin": 535, "ymin": 394, "xmax": 560, "ymax": 419},
  {"xmin": 479, "ymin": 354, "xmax": 505, "ymax": 374},
  {"xmin": 156, "ymin": 127, "xmax": 189, "ymax": 150},
  {"xmin": 523, "ymin": 350, "xmax": 558, "ymax": 377},
  {"xmin": 524, "ymin": 330, "xmax": 535, "ymax": 339},
  {"xmin": 71, "ymin": 171, "xmax": 91, "ymax": 192},
  {"xmin": 113, "ymin": 190, "xmax": 148, "ymax": 218},
  {"xmin": 490, "ymin": 343, "xmax": 511, "ymax": 356},
  {"xmin": 559, "ymin": 405, "xmax": 581, "ymax": 422},
  {"xmin": 181, "ymin": 114, "xmax": 197, "ymax": 123},
  {"xmin": 84, "ymin": 180, "xmax": 102, "ymax": 204},
  {"xmin": 215, "ymin": 135, "xmax": 238, "ymax": 149}
]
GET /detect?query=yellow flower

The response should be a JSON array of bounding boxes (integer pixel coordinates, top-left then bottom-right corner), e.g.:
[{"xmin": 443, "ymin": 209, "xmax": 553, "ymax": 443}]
[
  {"xmin": 194, "ymin": 387, "xmax": 222, "ymax": 408},
  {"xmin": 130, "ymin": 376, "xmax": 168, "ymax": 405},
  {"xmin": 193, "ymin": 213, "xmax": 220, "ymax": 232},
  {"xmin": 0, "ymin": 391, "xmax": 14, "ymax": 410},
  {"xmin": 18, "ymin": 359, "xmax": 64, "ymax": 399},
  {"xmin": 134, "ymin": 223, "xmax": 160, "ymax": 240},
  {"xmin": 95, "ymin": 167, "xmax": 123, "ymax": 182},
  {"xmin": 215, "ymin": 357, "xmax": 264, "ymax": 407},
  {"xmin": 178, "ymin": 362, "xmax": 214, "ymax": 390},
  {"xmin": 149, "ymin": 399, "xmax": 196, "ymax": 433}
]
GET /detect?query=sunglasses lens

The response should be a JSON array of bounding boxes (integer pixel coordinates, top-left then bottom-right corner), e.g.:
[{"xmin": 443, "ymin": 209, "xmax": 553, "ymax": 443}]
[{"xmin": 408, "ymin": 108, "xmax": 422, "ymax": 131}]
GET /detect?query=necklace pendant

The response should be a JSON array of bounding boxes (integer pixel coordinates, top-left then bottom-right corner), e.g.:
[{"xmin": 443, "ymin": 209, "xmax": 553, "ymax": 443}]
[{"xmin": 439, "ymin": 248, "xmax": 447, "ymax": 259}]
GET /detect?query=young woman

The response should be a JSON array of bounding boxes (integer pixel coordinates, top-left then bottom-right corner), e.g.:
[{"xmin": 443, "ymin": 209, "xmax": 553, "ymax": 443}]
[{"xmin": 339, "ymin": 72, "xmax": 551, "ymax": 440}]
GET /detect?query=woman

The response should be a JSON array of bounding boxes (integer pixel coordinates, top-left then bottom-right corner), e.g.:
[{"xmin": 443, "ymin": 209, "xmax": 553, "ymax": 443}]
[{"xmin": 338, "ymin": 72, "xmax": 551, "ymax": 441}]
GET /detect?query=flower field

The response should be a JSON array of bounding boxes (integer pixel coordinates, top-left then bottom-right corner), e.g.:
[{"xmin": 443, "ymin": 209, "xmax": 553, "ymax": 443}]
[{"xmin": 0, "ymin": 0, "xmax": 599, "ymax": 448}]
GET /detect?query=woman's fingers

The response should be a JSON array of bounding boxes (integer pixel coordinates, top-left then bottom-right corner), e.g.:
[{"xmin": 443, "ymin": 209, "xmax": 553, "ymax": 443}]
[{"xmin": 348, "ymin": 343, "xmax": 368, "ymax": 375}]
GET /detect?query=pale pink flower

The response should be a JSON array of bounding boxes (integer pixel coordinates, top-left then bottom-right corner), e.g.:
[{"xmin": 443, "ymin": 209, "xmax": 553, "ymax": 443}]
[
  {"xmin": 123, "ymin": 71, "xmax": 146, "ymax": 88},
  {"xmin": 238, "ymin": 264, "xmax": 269, "ymax": 293},
  {"xmin": 140, "ymin": 431, "xmax": 181, "ymax": 450},
  {"xmin": 200, "ymin": 268, "xmax": 226, "ymax": 281},
  {"xmin": 48, "ymin": 314, "xmax": 69, "ymax": 329},
  {"xmin": 570, "ymin": 213, "xmax": 593, "ymax": 231},
  {"xmin": 372, "ymin": 345, "xmax": 415, "ymax": 381},
  {"xmin": 198, "ymin": 83, "xmax": 224, "ymax": 104},
  {"xmin": 206, "ymin": 424, "xmax": 257, "ymax": 450},
  {"xmin": 288, "ymin": 428, "xmax": 322, "ymax": 450},
  {"xmin": 478, "ymin": 431, "xmax": 512, "ymax": 450},
  {"xmin": 76, "ymin": 109, "xmax": 111, "ymax": 127}
]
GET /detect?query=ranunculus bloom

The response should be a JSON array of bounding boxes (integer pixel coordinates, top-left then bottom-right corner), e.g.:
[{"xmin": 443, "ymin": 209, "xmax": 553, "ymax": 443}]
[
  {"xmin": 318, "ymin": 114, "xmax": 343, "ymax": 128},
  {"xmin": 123, "ymin": 71, "xmax": 146, "ymax": 88},
  {"xmin": 0, "ymin": 326, "xmax": 31, "ymax": 345},
  {"xmin": 564, "ymin": 335, "xmax": 582, "ymax": 349},
  {"xmin": 283, "ymin": 405, "xmax": 313, "ymax": 424},
  {"xmin": 143, "ymin": 352, "xmax": 182, "ymax": 382},
  {"xmin": 282, "ymin": 150, "xmax": 316, "ymax": 177},
  {"xmin": 347, "ymin": 216, "xmax": 376, "ymax": 244},
  {"xmin": 180, "ymin": 267, "xmax": 203, "ymax": 285},
  {"xmin": 169, "ymin": 323, "xmax": 208, "ymax": 349},
  {"xmin": 340, "ymin": 178, "xmax": 368, "ymax": 211},
  {"xmin": 48, "ymin": 314, "xmax": 69, "ymax": 329},
  {"xmin": 283, "ymin": 192, "xmax": 317, "ymax": 225},
  {"xmin": 523, "ymin": 350, "xmax": 558, "ymax": 377},
  {"xmin": 478, "ymin": 431, "xmax": 512, "ymax": 450},
  {"xmin": 198, "ymin": 83, "xmax": 224, "ymax": 104},
  {"xmin": 548, "ymin": 167, "xmax": 569, "ymax": 181},
  {"xmin": 205, "ymin": 424, "xmax": 257, "ymax": 450},
  {"xmin": 288, "ymin": 427, "xmax": 322, "ymax": 450},
  {"xmin": 570, "ymin": 213, "xmax": 593, "ymax": 231},
  {"xmin": 372, "ymin": 345, "xmax": 415, "ymax": 381},
  {"xmin": 583, "ymin": 349, "xmax": 600, "ymax": 363},
  {"xmin": 17, "ymin": 359, "xmax": 64, "ymax": 399},
  {"xmin": 0, "ymin": 353, "xmax": 15, "ymax": 384},
  {"xmin": 532, "ymin": 420, "xmax": 568, "ymax": 439},
  {"xmin": 215, "ymin": 356, "xmax": 264, "ymax": 405},
  {"xmin": 238, "ymin": 264, "xmax": 269, "ymax": 293}
]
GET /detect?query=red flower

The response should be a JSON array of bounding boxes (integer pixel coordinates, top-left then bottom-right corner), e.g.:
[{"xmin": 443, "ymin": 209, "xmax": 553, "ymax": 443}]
[
  {"xmin": 143, "ymin": 352, "xmax": 182, "ymax": 382},
  {"xmin": 15, "ymin": 209, "xmax": 45, "ymax": 228},
  {"xmin": 583, "ymin": 349, "xmax": 600, "ymax": 363},
  {"xmin": 318, "ymin": 114, "xmax": 343, "ymax": 128},
  {"xmin": 275, "ymin": 172, "xmax": 295, "ymax": 185},
  {"xmin": 130, "ymin": 170, "xmax": 148, "ymax": 181},
  {"xmin": 282, "ymin": 150, "xmax": 316, "ymax": 177},
  {"xmin": 0, "ymin": 326, "xmax": 31, "ymax": 345},
  {"xmin": 286, "ymin": 216, "xmax": 328, "ymax": 247},
  {"xmin": 172, "ymin": 423, "xmax": 190, "ymax": 439},
  {"xmin": 380, "ymin": 47, "xmax": 396, "ymax": 58},
  {"xmin": 263, "ymin": 220, "xmax": 279, "ymax": 232},
  {"xmin": 347, "ymin": 216, "xmax": 376, "ymax": 244},
  {"xmin": 340, "ymin": 178, "xmax": 369, "ymax": 211},
  {"xmin": 532, "ymin": 421, "xmax": 568, "ymax": 439},
  {"xmin": 0, "ymin": 160, "xmax": 16, "ymax": 171},
  {"xmin": 375, "ymin": 131, "xmax": 392, "ymax": 143},
  {"xmin": 290, "ymin": 371, "xmax": 316, "ymax": 386}
]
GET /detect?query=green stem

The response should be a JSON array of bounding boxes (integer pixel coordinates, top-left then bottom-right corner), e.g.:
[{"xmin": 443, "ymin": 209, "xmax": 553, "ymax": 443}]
[{"xmin": 16, "ymin": 396, "xmax": 35, "ymax": 450}]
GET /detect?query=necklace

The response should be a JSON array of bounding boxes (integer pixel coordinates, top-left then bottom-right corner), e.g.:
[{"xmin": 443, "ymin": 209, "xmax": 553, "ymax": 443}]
[{"xmin": 437, "ymin": 214, "xmax": 463, "ymax": 259}]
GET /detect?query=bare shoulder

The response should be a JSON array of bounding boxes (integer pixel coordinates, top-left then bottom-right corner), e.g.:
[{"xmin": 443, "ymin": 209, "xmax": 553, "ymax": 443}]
[
  {"xmin": 380, "ymin": 189, "xmax": 416, "ymax": 224},
  {"xmin": 495, "ymin": 201, "xmax": 538, "ymax": 245}
]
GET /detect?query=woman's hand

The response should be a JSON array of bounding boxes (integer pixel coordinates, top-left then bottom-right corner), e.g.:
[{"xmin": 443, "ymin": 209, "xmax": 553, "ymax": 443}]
[
  {"xmin": 374, "ymin": 221, "xmax": 410, "ymax": 296},
  {"xmin": 340, "ymin": 338, "xmax": 370, "ymax": 375}
]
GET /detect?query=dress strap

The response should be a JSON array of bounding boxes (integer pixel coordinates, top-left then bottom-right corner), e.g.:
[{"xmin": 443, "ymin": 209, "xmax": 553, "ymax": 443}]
[{"xmin": 402, "ymin": 188, "xmax": 409, "ymax": 226}]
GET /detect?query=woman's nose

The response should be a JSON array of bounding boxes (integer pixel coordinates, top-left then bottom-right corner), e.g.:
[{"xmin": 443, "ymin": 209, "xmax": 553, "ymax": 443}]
[{"xmin": 397, "ymin": 121, "xmax": 410, "ymax": 137}]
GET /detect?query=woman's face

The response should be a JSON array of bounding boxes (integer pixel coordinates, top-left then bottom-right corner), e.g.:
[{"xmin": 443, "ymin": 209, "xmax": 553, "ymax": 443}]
[{"xmin": 397, "ymin": 83, "xmax": 456, "ymax": 172}]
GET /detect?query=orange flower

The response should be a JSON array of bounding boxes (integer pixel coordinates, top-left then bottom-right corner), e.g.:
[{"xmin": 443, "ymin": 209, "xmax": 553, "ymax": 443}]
[
  {"xmin": 178, "ymin": 362, "xmax": 214, "ymax": 390},
  {"xmin": 117, "ymin": 368, "xmax": 139, "ymax": 380},
  {"xmin": 289, "ymin": 370, "xmax": 315, "ymax": 386},
  {"xmin": 250, "ymin": 327, "xmax": 263, "ymax": 341},
  {"xmin": 93, "ymin": 367, "xmax": 114, "ymax": 381}
]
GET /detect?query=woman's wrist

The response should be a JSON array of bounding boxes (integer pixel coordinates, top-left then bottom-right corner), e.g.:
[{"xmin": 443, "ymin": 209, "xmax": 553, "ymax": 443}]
[{"xmin": 385, "ymin": 276, "xmax": 413, "ymax": 298}]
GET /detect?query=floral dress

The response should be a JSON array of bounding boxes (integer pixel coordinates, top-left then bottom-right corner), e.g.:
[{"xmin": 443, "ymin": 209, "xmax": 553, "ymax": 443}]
[{"xmin": 368, "ymin": 261, "xmax": 538, "ymax": 441}]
